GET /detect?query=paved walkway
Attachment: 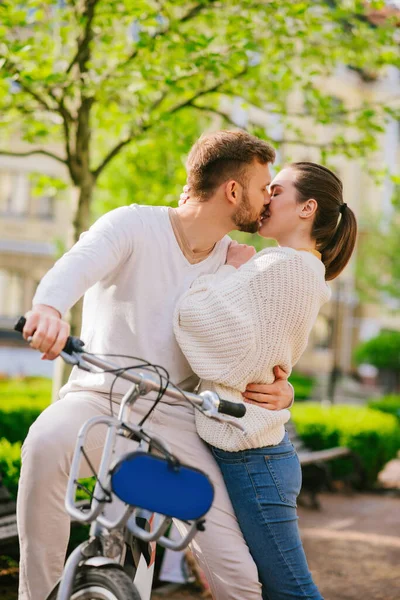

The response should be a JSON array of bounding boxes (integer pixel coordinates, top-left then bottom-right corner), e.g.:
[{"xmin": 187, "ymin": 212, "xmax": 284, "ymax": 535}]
[
  {"xmin": 153, "ymin": 491, "xmax": 400, "ymax": 600},
  {"xmin": 299, "ymin": 492, "xmax": 400, "ymax": 600},
  {"xmin": 1, "ymin": 492, "xmax": 399, "ymax": 599}
]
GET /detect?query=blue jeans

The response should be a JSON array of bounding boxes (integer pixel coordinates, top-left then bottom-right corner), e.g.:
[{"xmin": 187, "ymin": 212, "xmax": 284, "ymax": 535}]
[{"xmin": 211, "ymin": 432, "xmax": 323, "ymax": 600}]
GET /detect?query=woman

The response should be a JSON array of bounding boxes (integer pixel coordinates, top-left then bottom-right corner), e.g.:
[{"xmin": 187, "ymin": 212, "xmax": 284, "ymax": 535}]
[{"xmin": 174, "ymin": 161, "xmax": 357, "ymax": 600}]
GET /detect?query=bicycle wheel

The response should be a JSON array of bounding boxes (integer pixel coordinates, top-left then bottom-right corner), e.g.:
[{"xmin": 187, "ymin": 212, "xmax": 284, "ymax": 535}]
[{"xmin": 47, "ymin": 566, "xmax": 141, "ymax": 600}]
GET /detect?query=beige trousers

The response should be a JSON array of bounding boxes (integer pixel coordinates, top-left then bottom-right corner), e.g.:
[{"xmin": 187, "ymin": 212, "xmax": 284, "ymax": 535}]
[{"xmin": 17, "ymin": 391, "xmax": 262, "ymax": 600}]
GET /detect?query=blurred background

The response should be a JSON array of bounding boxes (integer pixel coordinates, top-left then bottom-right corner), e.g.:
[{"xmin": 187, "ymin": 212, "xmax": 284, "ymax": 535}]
[{"xmin": 0, "ymin": 1, "xmax": 400, "ymax": 599}]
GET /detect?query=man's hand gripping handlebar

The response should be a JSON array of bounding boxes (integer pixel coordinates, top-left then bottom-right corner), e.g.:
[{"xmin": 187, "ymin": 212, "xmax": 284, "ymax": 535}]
[{"xmin": 14, "ymin": 316, "xmax": 246, "ymax": 425}]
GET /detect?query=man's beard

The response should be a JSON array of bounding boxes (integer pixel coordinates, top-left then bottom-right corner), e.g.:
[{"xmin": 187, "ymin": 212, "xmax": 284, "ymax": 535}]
[{"xmin": 232, "ymin": 189, "xmax": 261, "ymax": 234}]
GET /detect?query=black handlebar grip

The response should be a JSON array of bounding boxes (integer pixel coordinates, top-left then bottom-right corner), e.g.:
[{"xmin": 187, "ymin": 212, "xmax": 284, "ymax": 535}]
[
  {"xmin": 218, "ymin": 399, "xmax": 246, "ymax": 418},
  {"xmin": 14, "ymin": 316, "xmax": 26, "ymax": 333},
  {"xmin": 63, "ymin": 337, "xmax": 85, "ymax": 355},
  {"xmin": 14, "ymin": 316, "xmax": 85, "ymax": 355}
]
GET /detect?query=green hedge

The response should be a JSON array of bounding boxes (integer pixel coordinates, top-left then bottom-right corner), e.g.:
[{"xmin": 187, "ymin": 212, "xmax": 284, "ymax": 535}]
[
  {"xmin": 0, "ymin": 377, "xmax": 51, "ymax": 498},
  {"xmin": 0, "ymin": 378, "xmax": 97, "ymax": 501},
  {"xmin": 291, "ymin": 403, "xmax": 400, "ymax": 487},
  {"xmin": 1, "ymin": 379, "xmax": 399, "ymax": 495},
  {"xmin": 289, "ymin": 371, "xmax": 315, "ymax": 401},
  {"xmin": 367, "ymin": 395, "xmax": 400, "ymax": 420},
  {"xmin": 0, "ymin": 437, "xmax": 95, "ymax": 501},
  {"xmin": 0, "ymin": 439, "xmax": 21, "ymax": 498},
  {"xmin": 0, "ymin": 377, "xmax": 51, "ymax": 443}
]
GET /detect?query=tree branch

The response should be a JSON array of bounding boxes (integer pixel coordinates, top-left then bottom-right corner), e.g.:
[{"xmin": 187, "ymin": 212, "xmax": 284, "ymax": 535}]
[
  {"xmin": 92, "ymin": 89, "xmax": 170, "ymax": 179},
  {"xmin": 98, "ymin": 0, "xmax": 220, "ymax": 85},
  {"xmin": 92, "ymin": 135, "xmax": 137, "ymax": 179},
  {"xmin": 2, "ymin": 57, "xmax": 56, "ymax": 113},
  {"xmin": 187, "ymin": 102, "xmax": 242, "ymax": 128},
  {"xmin": 180, "ymin": 0, "xmax": 220, "ymax": 22},
  {"xmin": 66, "ymin": 0, "xmax": 100, "ymax": 75},
  {"xmin": 0, "ymin": 149, "xmax": 67, "ymax": 164},
  {"xmin": 93, "ymin": 67, "xmax": 248, "ymax": 179},
  {"xmin": 17, "ymin": 81, "xmax": 55, "ymax": 112},
  {"xmin": 219, "ymin": 91, "xmax": 400, "ymax": 120},
  {"xmin": 190, "ymin": 104, "xmax": 363, "ymax": 152},
  {"xmin": 169, "ymin": 67, "xmax": 248, "ymax": 116},
  {"xmin": 60, "ymin": 105, "xmax": 73, "ymax": 166}
]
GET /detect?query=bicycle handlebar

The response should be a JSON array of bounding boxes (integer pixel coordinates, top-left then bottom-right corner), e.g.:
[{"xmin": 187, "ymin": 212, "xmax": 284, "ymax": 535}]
[
  {"xmin": 14, "ymin": 316, "xmax": 246, "ymax": 419},
  {"xmin": 14, "ymin": 316, "xmax": 85, "ymax": 355}
]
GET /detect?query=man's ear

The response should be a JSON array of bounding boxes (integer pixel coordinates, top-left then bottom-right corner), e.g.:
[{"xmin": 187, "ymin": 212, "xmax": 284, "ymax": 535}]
[
  {"xmin": 299, "ymin": 198, "xmax": 318, "ymax": 220},
  {"xmin": 225, "ymin": 180, "xmax": 241, "ymax": 206}
]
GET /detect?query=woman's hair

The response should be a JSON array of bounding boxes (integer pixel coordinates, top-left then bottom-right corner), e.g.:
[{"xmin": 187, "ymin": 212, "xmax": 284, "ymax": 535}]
[{"xmin": 290, "ymin": 162, "xmax": 357, "ymax": 281}]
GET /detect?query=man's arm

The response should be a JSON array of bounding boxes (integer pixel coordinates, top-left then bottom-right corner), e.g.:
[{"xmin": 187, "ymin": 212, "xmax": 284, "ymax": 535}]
[{"xmin": 22, "ymin": 206, "xmax": 137, "ymax": 359}]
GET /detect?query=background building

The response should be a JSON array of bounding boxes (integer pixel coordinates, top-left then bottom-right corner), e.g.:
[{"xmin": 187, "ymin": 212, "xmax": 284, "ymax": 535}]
[
  {"xmin": 0, "ymin": 147, "xmax": 71, "ymax": 377},
  {"xmin": 226, "ymin": 61, "xmax": 400, "ymax": 383}
]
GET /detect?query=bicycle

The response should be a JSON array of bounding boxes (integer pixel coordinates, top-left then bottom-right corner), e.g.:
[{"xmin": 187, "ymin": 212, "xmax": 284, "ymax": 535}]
[{"xmin": 14, "ymin": 316, "xmax": 246, "ymax": 600}]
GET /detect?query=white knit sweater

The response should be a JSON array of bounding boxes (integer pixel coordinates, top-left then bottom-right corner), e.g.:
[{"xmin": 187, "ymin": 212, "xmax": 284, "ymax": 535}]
[{"xmin": 174, "ymin": 247, "xmax": 331, "ymax": 451}]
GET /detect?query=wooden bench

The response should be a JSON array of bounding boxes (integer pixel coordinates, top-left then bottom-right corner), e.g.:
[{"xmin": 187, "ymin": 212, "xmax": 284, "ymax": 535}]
[
  {"xmin": 286, "ymin": 422, "xmax": 365, "ymax": 509},
  {"xmin": 0, "ymin": 478, "xmax": 18, "ymax": 557}
]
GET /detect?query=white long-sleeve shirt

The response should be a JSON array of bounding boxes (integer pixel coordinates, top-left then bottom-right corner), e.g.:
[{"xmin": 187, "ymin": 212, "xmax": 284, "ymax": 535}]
[
  {"xmin": 33, "ymin": 204, "xmax": 231, "ymax": 398},
  {"xmin": 174, "ymin": 247, "xmax": 331, "ymax": 451}
]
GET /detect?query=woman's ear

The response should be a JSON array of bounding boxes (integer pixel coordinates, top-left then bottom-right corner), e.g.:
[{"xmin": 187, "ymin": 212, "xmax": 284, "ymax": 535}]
[{"xmin": 299, "ymin": 198, "xmax": 318, "ymax": 220}]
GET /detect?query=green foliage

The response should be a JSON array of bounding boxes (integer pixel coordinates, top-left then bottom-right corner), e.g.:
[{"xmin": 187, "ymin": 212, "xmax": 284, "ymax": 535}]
[
  {"xmin": 354, "ymin": 330, "xmax": 400, "ymax": 371},
  {"xmin": 1, "ymin": 0, "xmax": 399, "ymax": 198},
  {"xmin": 29, "ymin": 172, "xmax": 68, "ymax": 199},
  {"xmin": 291, "ymin": 403, "xmax": 400, "ymax": 486},
  {"xmin": 367, "ymin": 395, "xmax": 400, "ymax": 420},
  {"xmin": 0, "ymin": 439, "xmax": 21, "ymax": 498},
  {"xmin": 93, "ymin": 109, "xmax": 207, "ymax": 216},
  {"xmin": 0, "ymin": 378, "xmax": 98, "ymax": 500},
  {"xmin": 0, "ymin": 377, "xmax": 51, "ymax": 443},
  {"xmin": 355, "ymin": 181, "xmax": 400, "ymax": 304},
  {"xmin": 0, "ymin": 436, "xmax": 94, "ymax": 500},
  {"xmin": 289, "ymin": 371, "xmax": 315, "ymax": 401}
]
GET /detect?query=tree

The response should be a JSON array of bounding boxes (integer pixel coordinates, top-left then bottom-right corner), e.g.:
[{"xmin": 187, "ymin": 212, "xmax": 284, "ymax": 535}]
[
  {"xmin": 1, "ymin": 0, "xmax": 399, "ymax": 334},
  {"xmin": 356, "ymin": 177, "xmax": 400, "ymax": 303},
  {"xmin": 355, "ymin": 330, "xmax": 400, "ymax": 392}
]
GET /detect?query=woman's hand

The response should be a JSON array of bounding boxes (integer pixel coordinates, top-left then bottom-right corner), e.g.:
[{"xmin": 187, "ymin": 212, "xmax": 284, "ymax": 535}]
[
  {"xmin": 243, "ymin": 366, "xmax": 294, "ymax": 410},
  {"xmin": 179, "ymin": 185, "xmax": 190, "ymax": 206},
  {"xmin": 226, "ymin": 240, "xmax": 256, "ymax": 269}
]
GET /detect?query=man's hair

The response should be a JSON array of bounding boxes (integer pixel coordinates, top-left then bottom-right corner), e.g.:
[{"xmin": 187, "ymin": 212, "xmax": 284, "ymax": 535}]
[{"xmin": 186, "ymin": 130, "xmax": 276, "ymax": 200}]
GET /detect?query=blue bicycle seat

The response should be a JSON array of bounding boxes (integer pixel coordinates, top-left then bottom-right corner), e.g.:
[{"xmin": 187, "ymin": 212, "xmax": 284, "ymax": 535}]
[{"xmin": 110, "ymin": 451, "xmax": 214, "ymax": 521}]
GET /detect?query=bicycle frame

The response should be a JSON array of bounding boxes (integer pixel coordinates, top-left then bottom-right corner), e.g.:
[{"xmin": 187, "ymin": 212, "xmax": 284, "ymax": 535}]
[{"xmin": 54, "ymin": 349, "xmax": 246, "ymax": 600}]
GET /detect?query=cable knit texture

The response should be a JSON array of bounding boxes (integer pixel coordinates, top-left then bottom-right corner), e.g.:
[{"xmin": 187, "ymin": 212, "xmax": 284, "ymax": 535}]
[{"xmin": 174, "ymin": 247, "xmax": 331, "ymax": 451}]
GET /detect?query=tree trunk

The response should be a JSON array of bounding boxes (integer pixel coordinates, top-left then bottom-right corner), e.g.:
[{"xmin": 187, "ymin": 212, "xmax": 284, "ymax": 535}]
[{"xmin": 52, "ymin": 179, "xmax": 94, "ymax": 400}]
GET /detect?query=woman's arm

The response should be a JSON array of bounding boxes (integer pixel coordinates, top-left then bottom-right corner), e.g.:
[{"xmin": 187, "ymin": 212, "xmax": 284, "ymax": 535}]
[{"xmin": 174, "ymin": 249, "xmax": 327, "ymax": 390}]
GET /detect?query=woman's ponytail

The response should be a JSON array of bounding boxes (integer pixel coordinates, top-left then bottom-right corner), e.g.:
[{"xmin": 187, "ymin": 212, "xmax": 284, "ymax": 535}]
[
  {"xmin": 290, "ymin": 162, "xmax": 358, "ymax": 281},
  {"xmin": 319, "ymin": 204, "xmax": 357, "ymax": 280}
]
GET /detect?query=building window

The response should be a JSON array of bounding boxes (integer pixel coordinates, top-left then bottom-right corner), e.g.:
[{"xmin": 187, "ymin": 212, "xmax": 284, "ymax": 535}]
[
  {"xmin": 29, "ymin": 174, "xmax": 60, "ymax": 221},
  {"xmin": 0, "ymin": 269, "xmax": 24, "ymax": 318},
  {"xmin": 33, "ymin": 194, "xmax": 55, "ymax": 220},
  {"xmin": 0, "ymin": 170, "xmax": 58, "ymax": 220},
  {"xmin": 0, "ymin": 170, "xmax": 29, "ymax": 217}
]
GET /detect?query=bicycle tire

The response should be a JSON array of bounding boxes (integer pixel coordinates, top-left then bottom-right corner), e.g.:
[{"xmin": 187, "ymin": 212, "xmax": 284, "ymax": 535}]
[{"xmin": 47, "ymin": 566, "xmax": 141, "ymax": 600}]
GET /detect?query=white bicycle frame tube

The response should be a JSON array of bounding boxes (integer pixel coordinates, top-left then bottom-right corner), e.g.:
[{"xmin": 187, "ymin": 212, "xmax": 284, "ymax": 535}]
[{"xmin": 57, "ymin": 351, "xmax": 245, "ymax": 600}]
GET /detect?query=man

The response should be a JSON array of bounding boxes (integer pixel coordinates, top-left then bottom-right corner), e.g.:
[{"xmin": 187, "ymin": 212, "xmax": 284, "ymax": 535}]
[{"xmin": 19, "ymin": 130, "xmax": 293, "ymax": 600}]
